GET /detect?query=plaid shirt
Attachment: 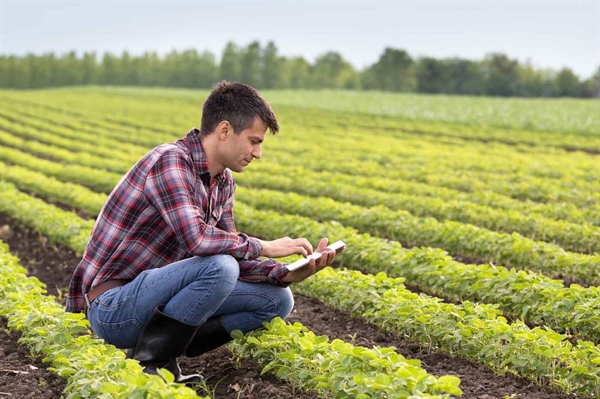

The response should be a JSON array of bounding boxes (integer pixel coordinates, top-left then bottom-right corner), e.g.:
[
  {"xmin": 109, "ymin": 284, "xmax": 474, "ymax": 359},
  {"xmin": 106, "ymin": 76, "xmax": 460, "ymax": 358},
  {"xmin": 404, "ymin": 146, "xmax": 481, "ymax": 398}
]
[{"xmin": 66, "ymin": 128, "xmax": 289, "ymax": 313}]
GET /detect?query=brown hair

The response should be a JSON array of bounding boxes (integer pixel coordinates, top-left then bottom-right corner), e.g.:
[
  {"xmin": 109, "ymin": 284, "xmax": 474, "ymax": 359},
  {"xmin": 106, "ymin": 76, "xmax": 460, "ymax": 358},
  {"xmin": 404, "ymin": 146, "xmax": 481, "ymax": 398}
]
[{"xmin": 199, "ymin": 81, "xmax": 279, "ymax": 136}]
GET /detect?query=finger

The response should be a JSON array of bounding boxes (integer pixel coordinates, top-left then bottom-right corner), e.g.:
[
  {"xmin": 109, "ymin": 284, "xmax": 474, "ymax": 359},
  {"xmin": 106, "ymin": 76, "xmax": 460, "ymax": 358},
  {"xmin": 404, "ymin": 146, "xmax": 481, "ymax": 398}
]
[
  {"xmin": 315, "ymin": 237, "xmax": 328, "ymax": 252},
  {"xmin": 316, "ymin": 249, "xmax": 330, "ymax": 267},
  {"xmin": 304, "ymin": 238, "xmax": 314, "ymax": 255},
  {"xmin": 299, "ymin": 247, "xmax": 309, "ymax": 258},
  {"xmin": 317, "ymin": 253, "xmax": 330, "ymax": 269},
  {"xmin": 296, "ymin": 238, "xmax": 314, "ymax": 256},
  {"xmin": 324, "ymin": 249, "xmax": 335, "ymax": 266},
  {"xmin": 307, "ymin": 261, "xmax": 317, "ymax": 275},
  {"xmin": 327, "ymin": 250, "xmax": 337, "ymax": 265}
]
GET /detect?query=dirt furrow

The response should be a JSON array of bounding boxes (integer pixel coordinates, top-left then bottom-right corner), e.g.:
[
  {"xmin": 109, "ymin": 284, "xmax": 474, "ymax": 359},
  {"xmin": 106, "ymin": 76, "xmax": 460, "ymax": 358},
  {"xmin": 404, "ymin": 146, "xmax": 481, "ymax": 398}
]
[{"xmin": 0, "ymin": 213, "xmax": 584, "ymax": 398}]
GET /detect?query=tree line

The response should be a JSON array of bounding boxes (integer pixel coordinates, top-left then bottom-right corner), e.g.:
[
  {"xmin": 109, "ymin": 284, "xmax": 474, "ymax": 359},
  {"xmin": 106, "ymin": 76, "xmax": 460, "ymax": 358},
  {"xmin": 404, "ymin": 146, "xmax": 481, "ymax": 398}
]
[{"xmin": 1, "ymin": 41, "xmax": 598, "ymax": 97}]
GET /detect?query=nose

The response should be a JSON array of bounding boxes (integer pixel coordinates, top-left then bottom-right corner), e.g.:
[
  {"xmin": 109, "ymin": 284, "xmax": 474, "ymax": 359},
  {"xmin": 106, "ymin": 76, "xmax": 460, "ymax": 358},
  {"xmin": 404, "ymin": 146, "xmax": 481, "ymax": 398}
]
[{"xmin": 252, "ymin": 146, "xmax": 261, "ymax": 159}]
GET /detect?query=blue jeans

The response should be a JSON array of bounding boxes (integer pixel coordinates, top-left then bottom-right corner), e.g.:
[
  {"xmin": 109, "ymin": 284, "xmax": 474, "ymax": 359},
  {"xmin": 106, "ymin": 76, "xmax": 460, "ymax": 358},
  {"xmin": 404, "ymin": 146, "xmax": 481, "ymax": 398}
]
[{"xmin": 86, "ymin": 255, "xmax": 294, "ymax": 349}]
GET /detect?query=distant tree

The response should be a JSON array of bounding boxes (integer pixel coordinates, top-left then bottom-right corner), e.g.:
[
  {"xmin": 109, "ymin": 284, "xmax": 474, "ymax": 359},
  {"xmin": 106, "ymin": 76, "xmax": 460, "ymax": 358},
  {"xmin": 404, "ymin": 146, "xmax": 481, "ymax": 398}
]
[
  {"xmin": 311, "ymin": 51, "xmax": 358, "ymax": 89},
  {"xmin": 0, "ymin": 41, "xmax": 595, "ymax": 98},
  {"xmin": 101, "ymin": 52, "xmax": 120, "ymax": 85},
  {"xmin": 82, "ymin": 52, "xmax": 98, "ymax": 85},
  {"xmin": 120, "ymin": 51, "xmax": 137, "ymax": 85},
  {"xmin": 364, "ymin": 48, "xmax": 415, "ymax": 92},
  {"xmin": 554, "ymin": 67, "xmax": 582, "ymax": 97},
  {"xmin": 483, "ymin": 53, "xmax": 520, "ymax": 96},
  {"xmin": 416, "ymin": 57, "xmax": 449, "ymax": 93},
  {"xmin": 0, "ymin": 56, "xmax": 14, "ymax": 88},
  {"xmin": 25, "ymin": 53, "xmax": 54, "ymax": 88},
  {"xmin": 444, "ymin": 58, "xmax": 485, "ymax": 95},
  {"xmin": 0, "ymin": 56, "xmax": 27, "ymax": 88},
  {"xmin": 138, "ymin": 51, "xmax": 162, "ymax": 86},
  {"xmin": 220, "ymin": 42, "xmax": 242, "ymax": 82},
  {"xmin": 581, "ymin": 67, "xmax": 600, "ymax": 98},
  {"xmin": 262, "ymin": 41, "xmax": 281, "ymax": 89},
  {"xmin": 516, "ymin": 62, "xmax": 544, "ymax": 97},
  {"xmin": 280, "ymin": 56, "xmax": 311, "ymax": 88},
  {"xmin": 196, "ymin": 51, "xmax": 217, "ymax": 88},
  {"xmin": 241, "ymin": 41, "xmax": 262, "ymax": 87},
  {"xmin": 163, "ymin": 49, "xmax": 216, "ymax": 88}
]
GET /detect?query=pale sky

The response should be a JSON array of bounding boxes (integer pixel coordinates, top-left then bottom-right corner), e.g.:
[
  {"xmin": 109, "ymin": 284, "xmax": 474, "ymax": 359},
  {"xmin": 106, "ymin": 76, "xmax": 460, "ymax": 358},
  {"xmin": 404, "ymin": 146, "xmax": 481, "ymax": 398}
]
[{"xmin": 1, "ymin": 0, "xmax": 598, "ymax": 79}]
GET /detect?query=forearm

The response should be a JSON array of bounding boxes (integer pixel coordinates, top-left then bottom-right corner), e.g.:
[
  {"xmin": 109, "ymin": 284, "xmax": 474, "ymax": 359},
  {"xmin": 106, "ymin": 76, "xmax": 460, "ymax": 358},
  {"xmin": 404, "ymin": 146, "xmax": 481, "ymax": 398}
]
[{"xmin": 186, "ymin": 225, "xmax": 263, "ymax": 260}]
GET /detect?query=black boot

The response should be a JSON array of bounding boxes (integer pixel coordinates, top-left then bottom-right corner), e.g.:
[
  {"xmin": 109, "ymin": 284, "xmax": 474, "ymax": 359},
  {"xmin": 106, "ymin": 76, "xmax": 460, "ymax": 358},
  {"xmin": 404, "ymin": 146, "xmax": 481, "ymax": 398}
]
[
  {"xmin": 127, "ymin": 306, "xmax": 201, "ymax": 384},
  {"xmin": 184, "ymin": 316, "xmax": 233, "ymax": 358}
]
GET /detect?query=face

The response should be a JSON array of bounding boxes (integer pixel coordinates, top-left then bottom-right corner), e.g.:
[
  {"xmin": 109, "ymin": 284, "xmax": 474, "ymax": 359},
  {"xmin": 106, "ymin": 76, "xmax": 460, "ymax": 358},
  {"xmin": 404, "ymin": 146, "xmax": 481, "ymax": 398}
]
[{"xmin": 220, "ymin": 117, "xmax": 266, "ymax": 173}]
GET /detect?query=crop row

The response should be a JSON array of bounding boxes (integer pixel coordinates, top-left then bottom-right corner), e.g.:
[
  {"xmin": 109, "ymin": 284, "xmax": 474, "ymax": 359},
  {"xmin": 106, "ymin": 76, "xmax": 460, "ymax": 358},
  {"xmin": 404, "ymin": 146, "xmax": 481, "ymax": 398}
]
[
  {"xmin": 234, "ymin": 201, "xmax": 600, "ymax": 342},
  {"xmin": 0, "ymin": 241, "xmax": 208, "ymax": 399},
  {"xmin": 236, "ymin": 166, "xmax": 600, "ymax": 255},
  {"xmin": 1, "ymin": 177, "xmax": 598, "ymax": 345},
  {"xmin": 3, "ymin": 103, "xmax": 598, "ymax": 223},
  {"xmin": 3, "ymin": 148, "xmax": 599, "ymax": 283},
  {"xmin": 3, "ymin": 130, "xmax": 599, "ymax": 257},
  {"xmin": 262, "ymin": 149, "xmax": 600, "ymax": 210},
  {"xmin": 0, "ymin": 181, "xmax": 597, "ymax": 395},
  {"xmin": 235, "ymin": 185, "xmax": 600, "ymax": 280},
  {"xmin": 0, "ymin": 183, "xmax": 460, "ymax": 398},
  {"xmin": 293, "ymin": 267, "xmax": 600, "ymax": 395},
  {"xmin": 5, "ymin": 89, "xmax": 599, "ymax": 151},
  {"xmin": 0, "ymin": 115, "xmax": 148, "ymax": 165},
  {"xmin": 0, "ymin": 103, "xmax": 172, "ymax": 149},
  {"xmin": 229, "ymin": 318, "xmax": 461, "ymax": 398},
  {"xmin": 3, "ymin": 116, "xmax": 598, "ymax": 248},
  {"xmin": 3, "ymin": 98, "xmax": 599, "ymax": 208},
  {"xmin": 261, "ymin": 122, "xmax": 598, "ymax": 187},
  {"xmin": 4, "ymin": 101, "xmax": 598, "ymax": 184}
]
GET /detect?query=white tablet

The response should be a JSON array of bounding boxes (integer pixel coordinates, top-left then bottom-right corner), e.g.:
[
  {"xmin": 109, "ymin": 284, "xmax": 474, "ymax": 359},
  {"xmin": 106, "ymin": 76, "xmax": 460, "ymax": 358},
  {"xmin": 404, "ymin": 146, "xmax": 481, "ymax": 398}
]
[{"xmin": 285, "ymin": 240, "xmax": 346, "ymax": 272}]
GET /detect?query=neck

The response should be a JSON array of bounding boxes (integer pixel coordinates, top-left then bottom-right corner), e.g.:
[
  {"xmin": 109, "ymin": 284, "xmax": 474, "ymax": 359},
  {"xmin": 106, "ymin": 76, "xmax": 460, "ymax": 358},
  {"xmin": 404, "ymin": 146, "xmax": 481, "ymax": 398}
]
[{"xmin": 199, "ymin": 134, "xmax": 225, "ymax": 178}]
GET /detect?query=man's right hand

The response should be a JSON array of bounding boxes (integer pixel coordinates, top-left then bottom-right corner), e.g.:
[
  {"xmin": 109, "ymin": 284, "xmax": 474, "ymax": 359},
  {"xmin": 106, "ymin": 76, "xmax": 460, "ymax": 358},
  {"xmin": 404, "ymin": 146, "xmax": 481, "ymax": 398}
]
[{"xmin": 259, "ymin": 237, "xmax": 314, "ymax": 258}]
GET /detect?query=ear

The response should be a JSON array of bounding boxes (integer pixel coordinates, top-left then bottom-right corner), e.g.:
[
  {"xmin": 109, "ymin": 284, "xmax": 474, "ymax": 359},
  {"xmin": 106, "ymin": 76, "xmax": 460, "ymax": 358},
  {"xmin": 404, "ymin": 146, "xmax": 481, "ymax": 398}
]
[{"xmin": 217, "ymin": 121, "xmax": 232, "ymax": 140}]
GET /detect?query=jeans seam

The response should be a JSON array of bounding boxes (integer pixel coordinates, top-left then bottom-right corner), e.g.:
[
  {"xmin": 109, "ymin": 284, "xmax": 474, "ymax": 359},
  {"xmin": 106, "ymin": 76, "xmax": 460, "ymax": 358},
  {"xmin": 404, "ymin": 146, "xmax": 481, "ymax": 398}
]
[
  {"xmin": 227, "ymin": 290, "xmax": 279, "ymax": 318},
  {"xmin": 180, "ymin": 269, "xmax": 225, "ymax": 324}
]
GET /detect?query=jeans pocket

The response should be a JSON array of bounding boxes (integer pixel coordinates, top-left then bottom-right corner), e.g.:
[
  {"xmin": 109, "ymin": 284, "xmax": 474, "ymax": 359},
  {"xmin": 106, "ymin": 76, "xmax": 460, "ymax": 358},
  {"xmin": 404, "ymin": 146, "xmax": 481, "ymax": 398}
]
[
  {"xmin": 97, "ymin": 318, "xmax": 142, "ymax": 348},
  {"xmin": 97, "ymin": 286, "xmax": 125, "ymax": 310}
]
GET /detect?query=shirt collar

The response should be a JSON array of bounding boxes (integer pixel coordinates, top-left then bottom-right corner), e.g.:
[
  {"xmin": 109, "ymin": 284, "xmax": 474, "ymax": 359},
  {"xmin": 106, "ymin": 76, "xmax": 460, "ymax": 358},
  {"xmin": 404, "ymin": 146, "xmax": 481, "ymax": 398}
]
[{"xmin": 185, "ymin": 128, "xmax": 226, "ymax": 183}]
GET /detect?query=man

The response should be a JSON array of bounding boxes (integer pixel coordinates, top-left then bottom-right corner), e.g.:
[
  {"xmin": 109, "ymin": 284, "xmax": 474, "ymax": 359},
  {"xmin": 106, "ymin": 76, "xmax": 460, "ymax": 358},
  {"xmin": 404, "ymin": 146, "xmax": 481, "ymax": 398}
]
[{"xmin": 66, "ymin": 81, "xmax": 340, "ymax": 383}]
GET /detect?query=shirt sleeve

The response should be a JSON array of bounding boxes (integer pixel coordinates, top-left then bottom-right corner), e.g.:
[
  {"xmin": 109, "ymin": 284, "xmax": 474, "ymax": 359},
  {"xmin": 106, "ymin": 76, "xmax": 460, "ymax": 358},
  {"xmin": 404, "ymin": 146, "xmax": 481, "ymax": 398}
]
[
  {"xmin": 238, "ymin": 258, "xmax": 291, "ymax": 287},
  {"xmin": 216, "ymin": 182, "xmax": 237, "ymax": 233},
  {"xmin": 144, "ymin": 150, "xmax": 262, "ymax": 260}
]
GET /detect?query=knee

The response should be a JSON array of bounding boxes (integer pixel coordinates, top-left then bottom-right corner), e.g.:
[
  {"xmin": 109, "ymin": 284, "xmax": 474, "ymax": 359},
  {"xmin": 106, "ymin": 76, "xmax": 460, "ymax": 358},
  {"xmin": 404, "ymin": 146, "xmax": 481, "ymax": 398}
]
[
  {"xmin": 274, "ymin": 287, "xmax": 294, "ymax": 320},
  {"xmin": 210, "ymin": 254, "xmax": 239, "ymax": 284}
]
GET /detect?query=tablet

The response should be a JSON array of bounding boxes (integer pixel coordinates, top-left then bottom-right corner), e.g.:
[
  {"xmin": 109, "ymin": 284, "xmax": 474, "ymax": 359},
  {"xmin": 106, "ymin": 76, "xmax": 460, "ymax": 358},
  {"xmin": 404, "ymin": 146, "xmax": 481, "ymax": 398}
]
[{"xmin": 285, "ymin": 240, "xmax": 346, "ymax": 272}]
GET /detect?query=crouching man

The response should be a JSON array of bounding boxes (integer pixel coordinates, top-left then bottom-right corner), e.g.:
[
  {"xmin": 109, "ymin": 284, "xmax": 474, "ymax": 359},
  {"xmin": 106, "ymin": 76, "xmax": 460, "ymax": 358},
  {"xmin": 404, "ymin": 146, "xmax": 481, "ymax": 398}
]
[{"xmin": 66, "ymin": 81, "xmax": 340, "ymax": 383}]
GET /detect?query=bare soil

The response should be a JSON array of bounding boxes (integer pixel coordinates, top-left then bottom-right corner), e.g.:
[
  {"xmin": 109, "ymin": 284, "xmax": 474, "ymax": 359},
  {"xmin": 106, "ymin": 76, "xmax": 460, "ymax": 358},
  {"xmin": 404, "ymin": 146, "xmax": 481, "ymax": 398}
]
[{"xmin": 0, "ymin": 213, "xmax": 588, "ymax": 398}]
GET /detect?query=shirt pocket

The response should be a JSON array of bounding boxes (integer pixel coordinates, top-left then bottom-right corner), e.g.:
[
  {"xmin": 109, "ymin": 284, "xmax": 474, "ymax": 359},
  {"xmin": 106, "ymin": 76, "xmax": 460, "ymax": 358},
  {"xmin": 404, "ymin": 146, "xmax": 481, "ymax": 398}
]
[{"xmin": 207, "ymin": 205, "xmax": 224, "ymax": 227}]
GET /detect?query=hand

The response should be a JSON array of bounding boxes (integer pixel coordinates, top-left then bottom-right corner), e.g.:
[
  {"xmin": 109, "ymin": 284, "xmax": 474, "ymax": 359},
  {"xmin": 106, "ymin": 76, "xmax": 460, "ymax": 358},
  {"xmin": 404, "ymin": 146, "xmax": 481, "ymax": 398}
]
[
  {"xmin": 260, "ymin": 237, "xmax": 314, "ymax": 258},
  {"xmin": 281, "ymin": 238, "xmax": 343, "ymax": 283}
]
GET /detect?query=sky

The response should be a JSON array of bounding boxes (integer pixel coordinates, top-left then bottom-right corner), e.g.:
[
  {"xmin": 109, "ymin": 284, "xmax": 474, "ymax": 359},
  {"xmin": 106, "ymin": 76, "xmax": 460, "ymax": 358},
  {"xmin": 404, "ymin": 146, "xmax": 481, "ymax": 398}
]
[{"xmin": 1, "ymin": 0, "xmax": 598, "ymax": 79}]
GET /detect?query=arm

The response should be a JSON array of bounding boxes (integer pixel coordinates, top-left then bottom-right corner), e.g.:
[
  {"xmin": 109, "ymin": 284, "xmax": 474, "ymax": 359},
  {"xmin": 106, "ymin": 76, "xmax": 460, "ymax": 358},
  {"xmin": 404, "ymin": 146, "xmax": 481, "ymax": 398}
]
[
  {"xmin": 216, "ymin": 183, "xmax": 291, "ymax": 285},
  {"xmin": 216, "ymin": 180, "xmax": 341, "ymax": 285},
  {"xmin": 144, "ymin": 150, "xmax": 262, "ymax": 260}
]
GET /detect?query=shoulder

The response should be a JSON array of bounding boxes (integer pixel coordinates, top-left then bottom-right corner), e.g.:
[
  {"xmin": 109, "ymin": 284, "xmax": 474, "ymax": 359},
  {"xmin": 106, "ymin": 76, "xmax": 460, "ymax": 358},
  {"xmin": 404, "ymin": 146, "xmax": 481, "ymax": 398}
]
[{"xmin": 145, "ymin": 143, "xmax": 194, "ymax": 169}]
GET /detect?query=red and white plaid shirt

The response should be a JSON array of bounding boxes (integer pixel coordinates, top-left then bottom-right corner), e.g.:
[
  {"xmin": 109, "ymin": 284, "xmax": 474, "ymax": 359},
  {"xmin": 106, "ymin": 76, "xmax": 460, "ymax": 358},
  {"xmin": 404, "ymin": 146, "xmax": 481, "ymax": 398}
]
[{"xmin": 66, "ymin": 129, "xmax": 289, "ymax": 313}]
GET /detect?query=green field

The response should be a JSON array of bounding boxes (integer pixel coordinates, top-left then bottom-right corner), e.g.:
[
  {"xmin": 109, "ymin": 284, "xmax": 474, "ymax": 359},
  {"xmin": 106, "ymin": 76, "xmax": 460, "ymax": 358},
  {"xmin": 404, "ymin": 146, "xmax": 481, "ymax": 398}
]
[{"xmin": 0, "ymin": 87, "xmax": 599, "ymax": 398}]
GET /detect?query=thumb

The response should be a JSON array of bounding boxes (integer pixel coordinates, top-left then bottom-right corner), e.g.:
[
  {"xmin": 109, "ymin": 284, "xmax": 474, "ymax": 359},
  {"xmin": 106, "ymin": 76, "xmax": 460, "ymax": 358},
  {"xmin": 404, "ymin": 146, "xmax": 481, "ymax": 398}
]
[{"xmin": 316, "ymin": 237, "xmax": 328, "ymax": 252}]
